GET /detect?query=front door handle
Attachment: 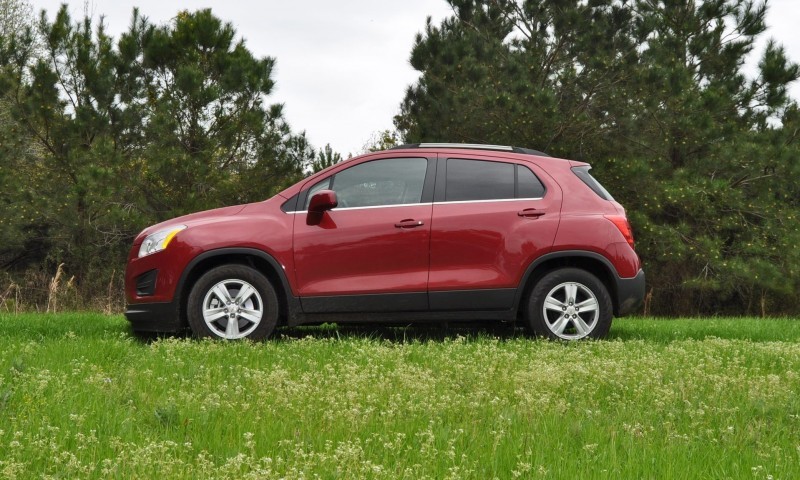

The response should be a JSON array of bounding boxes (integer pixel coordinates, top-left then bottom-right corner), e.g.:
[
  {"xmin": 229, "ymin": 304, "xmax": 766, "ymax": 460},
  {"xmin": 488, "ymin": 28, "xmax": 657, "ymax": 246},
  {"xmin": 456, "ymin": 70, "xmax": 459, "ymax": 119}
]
[
  {"xmin": 395, "ymin": 219, "xmax": 425, "ymax": 228},
  {"xmin": 518, "ymin": 208, "xmax": 545, "ymax": 218}
]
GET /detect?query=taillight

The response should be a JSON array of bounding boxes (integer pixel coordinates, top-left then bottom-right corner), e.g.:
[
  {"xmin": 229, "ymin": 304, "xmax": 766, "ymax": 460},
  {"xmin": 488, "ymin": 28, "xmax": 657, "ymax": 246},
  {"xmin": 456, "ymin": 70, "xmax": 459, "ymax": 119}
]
[{"xmin": 604, "ymin": 215, "xmax": 635, "ymax": 249}]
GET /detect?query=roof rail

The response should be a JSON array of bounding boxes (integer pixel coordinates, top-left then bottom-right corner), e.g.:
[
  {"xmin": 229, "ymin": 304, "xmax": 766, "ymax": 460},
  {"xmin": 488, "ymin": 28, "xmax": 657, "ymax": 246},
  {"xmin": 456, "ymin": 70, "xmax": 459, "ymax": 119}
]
[
  {"xmin": 420, "ymin": 142, "xmax": 513, "ymax": 151},
  {"xmin": 390, "ymin": 142, "xmax": 550, "ymax": 157}
]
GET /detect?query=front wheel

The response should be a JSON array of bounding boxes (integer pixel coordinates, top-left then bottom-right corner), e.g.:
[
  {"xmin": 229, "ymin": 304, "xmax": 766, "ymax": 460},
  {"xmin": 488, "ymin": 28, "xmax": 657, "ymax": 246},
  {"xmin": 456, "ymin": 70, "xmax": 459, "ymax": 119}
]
[
  {"xmin": 187, "ymin": 265, "xmax": 279, "ymax": 340},
  {"xmin": 526, "ymin": 268, "xmax": 612, "ymax": 340}
]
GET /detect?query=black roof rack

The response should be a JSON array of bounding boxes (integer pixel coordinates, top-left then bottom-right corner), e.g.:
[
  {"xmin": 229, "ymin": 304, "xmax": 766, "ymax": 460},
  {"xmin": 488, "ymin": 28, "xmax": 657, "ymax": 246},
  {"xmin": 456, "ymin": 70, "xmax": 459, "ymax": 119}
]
[{"xmin": 390, "ymin": 142, "xmax": 550, "ymax": 157}]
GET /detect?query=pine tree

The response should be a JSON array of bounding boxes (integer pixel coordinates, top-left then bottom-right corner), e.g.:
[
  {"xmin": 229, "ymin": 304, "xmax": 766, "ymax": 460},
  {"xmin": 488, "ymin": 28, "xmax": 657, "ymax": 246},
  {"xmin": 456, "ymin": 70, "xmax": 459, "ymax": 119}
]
[
  {"xmin": 397, "ymin": 0, "xmax": 800, "ymax": 315},
  {"xmin": 311, "ymin": 143, "xmax": 343, "ymax": 173},
  {"xmin": 0, "ymin": 6, "xmax": 312, "ymax": 298},
  {"xmin": 395, "ymin": 0, "xmax": 637, "ymax": 159},
  {"xmin": 135, "ymin": 9, "xmax": 305, "ymax": 215}
]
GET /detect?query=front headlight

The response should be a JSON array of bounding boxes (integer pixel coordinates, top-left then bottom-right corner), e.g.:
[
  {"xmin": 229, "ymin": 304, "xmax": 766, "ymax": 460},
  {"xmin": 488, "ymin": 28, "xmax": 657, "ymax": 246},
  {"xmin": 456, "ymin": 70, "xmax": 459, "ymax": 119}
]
[{"xmin": 138, "ymin": 225, "xmax": 187, "ymax": 258}]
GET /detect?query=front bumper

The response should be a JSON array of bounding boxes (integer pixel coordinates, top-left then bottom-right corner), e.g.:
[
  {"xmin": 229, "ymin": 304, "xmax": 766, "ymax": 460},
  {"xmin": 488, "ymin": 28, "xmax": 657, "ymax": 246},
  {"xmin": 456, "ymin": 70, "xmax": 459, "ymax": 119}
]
[
  {"xmin": 125, "ymin": 302, "xmax": 184, "ymax": 332},
  {"xmin": 616, "ymin": 269, "xmax": 645, "ymax": 316}
]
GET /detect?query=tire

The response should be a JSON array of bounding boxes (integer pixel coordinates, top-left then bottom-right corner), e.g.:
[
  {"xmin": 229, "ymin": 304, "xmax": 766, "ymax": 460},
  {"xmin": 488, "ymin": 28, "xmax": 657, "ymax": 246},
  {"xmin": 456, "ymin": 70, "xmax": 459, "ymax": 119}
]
[
  {"xmin": 187, "ymin": 264, "xmax": 279, "ymax": 340},
  {"xmin": 526, "ymin": 268, "xmax": 612, "ymax": 340}
]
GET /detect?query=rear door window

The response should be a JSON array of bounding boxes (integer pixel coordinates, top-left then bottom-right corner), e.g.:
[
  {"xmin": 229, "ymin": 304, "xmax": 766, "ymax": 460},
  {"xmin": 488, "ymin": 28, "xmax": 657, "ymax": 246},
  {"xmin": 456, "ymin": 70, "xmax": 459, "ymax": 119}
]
[
  {"xmin": 445, "ymin": 159, "xmax": 514, "ymax": 201},
  {"xmin": 444, "ymin": 159, "xmax": 546, "ymax": 201}
]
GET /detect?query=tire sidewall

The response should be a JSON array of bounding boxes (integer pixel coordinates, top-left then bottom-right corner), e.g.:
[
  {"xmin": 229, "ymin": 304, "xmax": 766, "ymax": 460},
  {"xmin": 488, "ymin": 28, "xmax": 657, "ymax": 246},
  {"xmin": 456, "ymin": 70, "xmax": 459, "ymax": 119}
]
[
  {"xmin": 187, "ymin": 265, "xmax": 279, "ymax": 341},
  {"xmin": 527, "ymin": 268, "xmax": 612, "ymax": 340}
]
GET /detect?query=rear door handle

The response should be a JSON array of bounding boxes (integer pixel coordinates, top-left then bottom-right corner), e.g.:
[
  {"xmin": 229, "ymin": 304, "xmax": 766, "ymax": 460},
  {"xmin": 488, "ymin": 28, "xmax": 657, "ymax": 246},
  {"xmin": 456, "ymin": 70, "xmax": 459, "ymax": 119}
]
[
  {"xmin": 395, "ymin": 219, "xmax": 425, "ymax": 228},
  {"xmin": 518, "ymin": 208, "xmax": 545, "ymax": 218}
]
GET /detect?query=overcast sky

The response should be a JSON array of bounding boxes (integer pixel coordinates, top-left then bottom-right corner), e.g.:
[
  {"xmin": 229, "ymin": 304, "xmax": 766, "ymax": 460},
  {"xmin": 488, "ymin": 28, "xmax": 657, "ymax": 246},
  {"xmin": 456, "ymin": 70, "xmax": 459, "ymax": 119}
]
[{"xmin": 30, "ymin": 0, "xmax": 800, "ymax": 156}]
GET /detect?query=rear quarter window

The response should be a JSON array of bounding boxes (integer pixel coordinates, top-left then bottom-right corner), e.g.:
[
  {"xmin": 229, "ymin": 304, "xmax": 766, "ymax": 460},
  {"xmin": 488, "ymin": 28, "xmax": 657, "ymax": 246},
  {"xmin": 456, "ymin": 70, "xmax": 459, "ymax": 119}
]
[
  {"xmin": 572, "ymin": 166, "xmax": 614, "ymax": 201},
  {"xmin": 517, "ymin": 165, "xmax": 546, "ymax": 198}
]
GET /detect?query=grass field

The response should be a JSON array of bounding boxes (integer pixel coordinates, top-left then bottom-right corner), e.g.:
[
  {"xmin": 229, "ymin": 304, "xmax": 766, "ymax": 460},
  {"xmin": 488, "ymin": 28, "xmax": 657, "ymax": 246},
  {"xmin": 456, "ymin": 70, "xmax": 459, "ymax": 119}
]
[{"xmin": 1, "ymin": 314, "xmax": 799, "ymax": 479}]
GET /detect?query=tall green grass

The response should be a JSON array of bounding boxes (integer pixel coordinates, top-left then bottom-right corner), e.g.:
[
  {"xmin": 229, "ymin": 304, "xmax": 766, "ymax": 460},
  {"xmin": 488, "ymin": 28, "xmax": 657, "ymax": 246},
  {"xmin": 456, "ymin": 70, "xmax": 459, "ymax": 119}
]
[{"xmin": 1, "ymin": 314, "xmax": 798, "ymax": 479}]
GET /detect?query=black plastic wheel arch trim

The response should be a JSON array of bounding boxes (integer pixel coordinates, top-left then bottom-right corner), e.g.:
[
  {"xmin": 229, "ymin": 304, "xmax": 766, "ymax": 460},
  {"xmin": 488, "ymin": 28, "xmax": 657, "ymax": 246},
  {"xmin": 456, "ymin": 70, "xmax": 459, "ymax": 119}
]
[
  {"xmin": 513, "ymin": 250, "xmax": 644, "ymax": 317},
  {"xmin": 176, "ymin": 247, "xmax": 302, "ymax": 323}
]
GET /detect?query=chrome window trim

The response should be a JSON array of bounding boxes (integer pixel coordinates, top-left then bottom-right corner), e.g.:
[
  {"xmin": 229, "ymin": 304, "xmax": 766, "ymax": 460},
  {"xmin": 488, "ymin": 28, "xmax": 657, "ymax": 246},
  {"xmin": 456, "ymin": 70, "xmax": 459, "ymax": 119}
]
[
  {"xmin": 436, "ymin": 197, "xmax": 543, "ymax": 206},
  {"xmin": 284, "ymin": 197, "xmax": 544, "ymax": 214}
]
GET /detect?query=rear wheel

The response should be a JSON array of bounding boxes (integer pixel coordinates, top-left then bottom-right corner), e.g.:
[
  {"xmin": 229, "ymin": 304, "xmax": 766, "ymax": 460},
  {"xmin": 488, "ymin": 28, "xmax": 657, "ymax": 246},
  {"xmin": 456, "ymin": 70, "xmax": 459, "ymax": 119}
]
[
  {"xmin": 526, "ymin": 268, "xmax": 612, "ymax": 340},
  {"xmin": 187, "ymin": 265, "xmax": 279, "ymax": 340}
]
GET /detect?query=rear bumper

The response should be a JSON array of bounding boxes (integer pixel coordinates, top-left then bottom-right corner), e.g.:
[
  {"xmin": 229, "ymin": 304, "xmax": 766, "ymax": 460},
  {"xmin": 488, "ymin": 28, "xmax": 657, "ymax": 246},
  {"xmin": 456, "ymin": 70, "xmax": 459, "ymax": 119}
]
[
  {"xmin": 616, "ymin": 269, "xmax": 645, "ymax": 316},
  {"xmin": 125, "ymin": 302, "xmax": 183, "ymax": 332}
]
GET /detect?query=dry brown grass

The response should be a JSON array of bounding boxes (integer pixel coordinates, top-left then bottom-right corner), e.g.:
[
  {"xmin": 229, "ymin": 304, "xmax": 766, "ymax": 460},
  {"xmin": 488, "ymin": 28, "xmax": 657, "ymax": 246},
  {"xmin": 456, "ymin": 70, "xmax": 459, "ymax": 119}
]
[{"xmin": 1, "ymin": 265, "xmax": 124, "ymax": 313}]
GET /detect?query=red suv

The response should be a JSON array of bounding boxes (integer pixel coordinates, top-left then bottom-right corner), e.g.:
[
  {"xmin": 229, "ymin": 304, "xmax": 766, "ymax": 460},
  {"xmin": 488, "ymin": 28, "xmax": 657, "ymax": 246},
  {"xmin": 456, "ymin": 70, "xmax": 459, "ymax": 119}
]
[{"xmin": 125, "ymin": 143, "xmax": 644, "ymax": 340}]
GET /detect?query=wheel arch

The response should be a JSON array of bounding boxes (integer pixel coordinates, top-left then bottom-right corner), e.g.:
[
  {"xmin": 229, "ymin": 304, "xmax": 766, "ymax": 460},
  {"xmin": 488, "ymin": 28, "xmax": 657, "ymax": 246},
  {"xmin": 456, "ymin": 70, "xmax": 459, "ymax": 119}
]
[
  {"xmin": 176, "ymin": 248, "xmax": 299, "ymax": 328},
  {"xmin": 514, "ymin": 250, "xmax": 621, "ymax": 317}
]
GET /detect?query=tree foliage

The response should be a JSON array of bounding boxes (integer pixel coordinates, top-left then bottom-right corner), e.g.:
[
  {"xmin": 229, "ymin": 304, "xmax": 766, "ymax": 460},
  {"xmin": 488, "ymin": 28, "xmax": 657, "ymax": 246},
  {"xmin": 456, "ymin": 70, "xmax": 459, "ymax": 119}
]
[
  {"xmin": 0, "ymin": 0, "xmax": 35, "ymax": 39},
  {"xmin": 361, "ymin": 129, "xmax": 400, "ymax": 153},
  {"xmin": 0, "ymin": 5, "xmax": 314, "ymax": 298},
  {"xmin": 397, "ymin": 0, "xmax": 800, "ymax": 315},
  {"xmin": 311, "ymin": 143, "xmax": 343, "ymax": 173}
]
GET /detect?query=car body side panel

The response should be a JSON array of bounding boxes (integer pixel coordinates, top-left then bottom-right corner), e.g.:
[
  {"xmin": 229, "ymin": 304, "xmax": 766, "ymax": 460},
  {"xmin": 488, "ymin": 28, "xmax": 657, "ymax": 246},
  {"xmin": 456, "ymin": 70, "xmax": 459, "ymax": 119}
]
[
  {"xmin": 552, "ymin": 216, "xmax": 640, "ymax": 279},
  {"xmin": 292, "ymin": 204, "xmax": 433, "ymax": 296},
  {"xmin": 124, "ymin": 198, "xmax": 296, "ymax": 305},
  {"xmin": 428, "ymin": 156, "xmax": 563, "ymax": 303},
  {"xmin": 548, "ymin": 160, "xmax": 641, "ymax": 278},
  {"xmin": 429, "ymin": 200, "xmax": 561, "ymax": 289}
]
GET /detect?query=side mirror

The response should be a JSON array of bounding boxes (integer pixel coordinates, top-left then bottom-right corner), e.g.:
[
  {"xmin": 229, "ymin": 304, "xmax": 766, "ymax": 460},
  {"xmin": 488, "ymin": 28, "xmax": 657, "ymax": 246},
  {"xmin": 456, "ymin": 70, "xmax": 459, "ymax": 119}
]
[{"xmin": 308, "ymin": 189, "xmax": 338, "ymax": 213}]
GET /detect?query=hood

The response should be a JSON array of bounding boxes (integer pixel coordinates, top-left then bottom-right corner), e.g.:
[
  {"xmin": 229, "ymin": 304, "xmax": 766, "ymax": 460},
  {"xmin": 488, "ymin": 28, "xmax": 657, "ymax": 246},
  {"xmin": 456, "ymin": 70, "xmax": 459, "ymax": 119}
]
[{"xmin": 134, "ymin": 203, "xmax": 253, "ymax": 243}]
